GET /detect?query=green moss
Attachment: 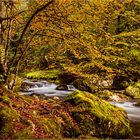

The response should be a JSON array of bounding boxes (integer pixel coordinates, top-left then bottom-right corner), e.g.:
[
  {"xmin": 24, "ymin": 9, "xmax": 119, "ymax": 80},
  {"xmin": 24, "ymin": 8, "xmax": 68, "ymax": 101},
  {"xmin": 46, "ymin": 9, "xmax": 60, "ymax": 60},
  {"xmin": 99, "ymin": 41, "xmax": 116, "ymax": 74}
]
[
  {"xmin": 14, "ymin": 119, "xmax": 35, "ymax": 139},
  {"xmin": 97, "ymin": 90, "xmax": 129, "ymax": 101},
  {"xmin": 5, "ymin": 74, "xmax": 23, "ymax": 91},
  {"xmin": 0, "ymin": 107, "xmax": 20, "ymax": 138},
  {"xmin": 25, "ymin": 69, "xmax": 61, "ymax": 82},
  {"xmin": 60, "ymin": 112, "xmax": 81, "ymax": 138},
  {"xmin": 73, "ymin": 78, "xmax": 98, "ymax": 93},
  {"xmin": 0, "ymin": 96, "xmax": 11, "ymax": 105},
  {"xmin": 19, "ymin": 95, "xmax": 34, "ymax": 104},
  {"xmin": 14, "ymin": 128, "xmax": 33, "ymax": 139},
  {"xmin": 40, "ymin": 117, "xmax": 62, "ymax": 137},
  {"xmin": 0, "ymin": 107, "xmax": 20, "ymax": 121},
  {"xmin": 135, "ymin": 81, "xmax": 140, "ymax": 88},
  {"xmin": 71, "ymin": 111, "xmax": 96, "ymax": 135},
  {"xmin": 125, "ymin": 81, "xmax": 140, "ymax": 98},
  {"xmin": 96, "ymin": 90, "xmax": 113, "ymax": 100},
  {"xmin": 64, "ymin": 91, "xmax": 132, "ymax": 138}
]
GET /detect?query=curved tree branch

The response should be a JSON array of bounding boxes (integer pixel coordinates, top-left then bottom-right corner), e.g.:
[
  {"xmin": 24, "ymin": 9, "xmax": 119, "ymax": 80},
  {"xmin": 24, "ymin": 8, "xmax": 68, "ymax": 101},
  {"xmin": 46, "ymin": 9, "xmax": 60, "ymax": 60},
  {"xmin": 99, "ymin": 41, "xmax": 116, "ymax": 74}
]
[
  {"xmin": 8, "ymin": 0, "xmax": 54, "ymax": 74},
  {"xmin": 18, "ymin": 0, "xmax": 54, "ymax": 45}
]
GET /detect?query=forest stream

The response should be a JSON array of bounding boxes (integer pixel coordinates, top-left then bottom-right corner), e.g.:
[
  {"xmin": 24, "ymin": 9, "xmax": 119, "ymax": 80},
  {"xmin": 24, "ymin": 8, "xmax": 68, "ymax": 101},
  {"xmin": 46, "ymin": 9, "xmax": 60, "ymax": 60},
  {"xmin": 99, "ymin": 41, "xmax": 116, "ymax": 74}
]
[
  {"xmin": 111, "ymin": 99, "xmax": 140, "ymax": 138},
  {"xmin": 21, "ymin": 80, "xmax": 140, "ymax": 138},
  {"xmin": 21, "ymin": 79, "xmax": 77, "ymax": 97}
]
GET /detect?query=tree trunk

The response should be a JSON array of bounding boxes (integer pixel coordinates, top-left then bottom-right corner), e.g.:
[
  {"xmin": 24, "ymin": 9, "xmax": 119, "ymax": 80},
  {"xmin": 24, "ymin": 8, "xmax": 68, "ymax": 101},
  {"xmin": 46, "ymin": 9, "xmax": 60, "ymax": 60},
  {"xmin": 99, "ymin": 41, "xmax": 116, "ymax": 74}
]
[{"xmin": 0, "ymin": 0, "xmax": 5, "ymax": 75}]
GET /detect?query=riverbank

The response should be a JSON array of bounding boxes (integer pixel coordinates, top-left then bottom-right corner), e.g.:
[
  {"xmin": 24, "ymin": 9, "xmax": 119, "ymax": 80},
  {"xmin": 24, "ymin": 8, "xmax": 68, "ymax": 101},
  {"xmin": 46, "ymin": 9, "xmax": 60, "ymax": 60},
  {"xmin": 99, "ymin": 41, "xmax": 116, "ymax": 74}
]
[
  {"xmin": 0, "ymin": 69, "xmax": 139, "ymax": 139},
  {"xmin": 20, "ymin": 77, "xmax": 140, "ymax": 139},
  {"xmin": 0, "ymin": 85, "xmax": 132, "ymax": 139},
  {"xmin": 110, "ymin": 99, "xmax": 140, "ymax": 138}
]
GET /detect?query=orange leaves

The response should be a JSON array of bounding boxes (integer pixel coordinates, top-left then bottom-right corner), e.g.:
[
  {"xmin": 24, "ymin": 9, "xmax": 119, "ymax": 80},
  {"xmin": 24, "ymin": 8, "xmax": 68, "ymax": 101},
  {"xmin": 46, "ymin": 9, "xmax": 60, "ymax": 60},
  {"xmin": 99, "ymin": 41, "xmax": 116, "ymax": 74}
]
[
  {"xmin": 55, "ymin": 0, "xmax": 72, "ymax": 6},
  {"xmin": 13, "ymin": 0, "xmax": 20, "ymax": 4}
]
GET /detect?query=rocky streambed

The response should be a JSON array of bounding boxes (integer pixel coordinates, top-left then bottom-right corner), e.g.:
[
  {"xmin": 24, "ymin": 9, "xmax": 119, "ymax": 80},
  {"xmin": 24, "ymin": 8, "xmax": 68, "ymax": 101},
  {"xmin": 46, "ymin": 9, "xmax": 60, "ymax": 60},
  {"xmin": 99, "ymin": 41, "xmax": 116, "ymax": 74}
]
[
  {"xmin": 21, "ymin": 79, "xmax": 76, "ymax": 98},
  {"xmin": 20, "ymin": 79, "xmax": 140, "ymax": 138}
]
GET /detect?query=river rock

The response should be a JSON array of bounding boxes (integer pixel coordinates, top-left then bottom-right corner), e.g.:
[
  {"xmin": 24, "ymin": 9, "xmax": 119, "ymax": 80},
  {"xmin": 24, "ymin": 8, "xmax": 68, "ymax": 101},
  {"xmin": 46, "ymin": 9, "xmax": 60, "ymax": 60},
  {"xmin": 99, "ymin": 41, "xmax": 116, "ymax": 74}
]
[
  {"xmin": 58, "ymin": 71, "xmax": 81, "ymax": 84},
  {"xmin": 30, "ymin": 93, "xmax": 47, "ymax": 99},
  {"xmin": 125, "ymin": 80, "xmax": 140, "ymax": 98},
  {"xmin": 56, "ymin": 84, "xmax": 68, "ymax": 90},
  {"xmin": 112, "ymin": 74, "xmax": 129, "ymax": 90},
  {"xmin": 97, "ymin": 90, "xmax": 128, "ymax": 101},
  {"xmin": 97, "ymin": 90, "xmax": 113, "ymax": 100},
  {"xmin": 73, "ymin": 79, "xmax": 93, "ymax": 92},
  {"xmin": 134, "ymin": 102, "xmax": 140, "ymax": 107},
  {"xmin": 20, "ymin": 81, "xmax": 35, "ymax": 92},
  {"xmin": 53, "ymin": 96, "xmax": 60, "ymax": 100},
  {"xmin": 97, "ymin": 78, "xmax": 113, "ymax": 89},
  {"xmin": 64, "ymin": 90, "xmax": 132, "ymax": 138},
  {"xmin": 109, "ymin": 95, "xmax": 123, "ymax": 102}
]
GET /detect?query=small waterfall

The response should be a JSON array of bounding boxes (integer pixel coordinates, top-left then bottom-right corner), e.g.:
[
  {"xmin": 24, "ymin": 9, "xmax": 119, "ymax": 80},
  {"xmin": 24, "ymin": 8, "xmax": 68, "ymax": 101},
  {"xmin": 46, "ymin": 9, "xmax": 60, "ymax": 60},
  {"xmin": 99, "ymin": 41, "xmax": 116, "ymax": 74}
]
[{"xmin": 21, "ymin": 80, "xmax": 76, "ymax": 97}]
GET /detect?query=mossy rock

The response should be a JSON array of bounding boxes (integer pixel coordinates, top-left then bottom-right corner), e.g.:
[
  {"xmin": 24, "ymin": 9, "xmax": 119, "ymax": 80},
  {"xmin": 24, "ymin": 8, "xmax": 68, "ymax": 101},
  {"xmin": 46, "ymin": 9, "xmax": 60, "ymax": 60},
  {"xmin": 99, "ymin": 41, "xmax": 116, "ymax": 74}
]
[
  {"xmin": 58, "ymin": 71, "xmax": 81, "ymax": 84},
  {"xmin": 96, "ymin": 90, "xmax": 113, "ymax": 100},
  {"xmin": 73, "ymin": 79, "xmax": 92, "ymax": 92},
  {"xmin": 112, "ymin": 74, "xmax": 130, "ymax": 90},
  {"xmin": 0, "ymin": 107, "xmax": 20, "ymax": 138},
  {"xmin": 40, "ymin": 117, "xmax": 62, "ymax": 138},
  {"xmin": 125, "ymin": 81, "xmax": 140, "ymax": 98},
  {"xmin": 60, "ymin": 112, "xmax": 82, "ymax": 138},
  {"xmin": 14, "ymin": 128, "xmax": 33, "ymax": 139},
  {"xmin": 97, "ymin": 90, "xmax": 129, "ymax": 101},
  {"xmin": 64, "ymin": 91, "xmax": 132, "ymax": 138},
  {"xmin": 73, "ymin": 79, "xmax": 98, "ymax": 93}
]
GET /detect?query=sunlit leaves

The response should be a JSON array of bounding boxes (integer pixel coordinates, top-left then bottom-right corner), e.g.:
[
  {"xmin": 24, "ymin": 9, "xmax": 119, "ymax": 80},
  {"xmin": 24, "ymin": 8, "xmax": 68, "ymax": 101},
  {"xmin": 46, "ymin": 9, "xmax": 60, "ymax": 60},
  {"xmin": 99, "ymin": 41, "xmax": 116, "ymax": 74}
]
[{"xmin": 8, "ymin": 0, "xmax": 139, "ymax": 80}]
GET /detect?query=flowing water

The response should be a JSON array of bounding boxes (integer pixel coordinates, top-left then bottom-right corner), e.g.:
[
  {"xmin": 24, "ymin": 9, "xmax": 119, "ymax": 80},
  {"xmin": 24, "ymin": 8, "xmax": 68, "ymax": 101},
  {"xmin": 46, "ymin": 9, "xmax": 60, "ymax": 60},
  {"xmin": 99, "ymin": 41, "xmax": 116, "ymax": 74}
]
[
  {"xmin": 110, "ymin": 100, "xmax": 140, "ymax": 138},
  {"xmin": 21, "ymin": 79, "xmax": 76, "ymax": 97},
  {"xmin": 21, "ymin": 80, "xmax": 140, "ymax": 137}
]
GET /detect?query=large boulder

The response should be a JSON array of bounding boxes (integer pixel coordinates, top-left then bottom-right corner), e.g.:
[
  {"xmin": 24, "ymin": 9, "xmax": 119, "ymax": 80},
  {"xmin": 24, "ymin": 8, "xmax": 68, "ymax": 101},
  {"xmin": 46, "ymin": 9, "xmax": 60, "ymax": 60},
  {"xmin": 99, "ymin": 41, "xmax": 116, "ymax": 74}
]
[
  {"xmin": 58, "ymin": 71, "xmax": 114, "ymax": 92},
  {"xmin": 96, "ymin": 90, "xmax": 129, "ymax": 101},
  {"xmin": 20, "ymin": 81, "xmax": 35, "ymax": 92},
  {"xmin": 97, "ymin": 78, "xmax": 113, "ymax": 89},
  {"xmin": 73, "ymin": 77, "xmax": 113, "ymax": 93},
  {"xmin": 58, "ymin": 72, "xmax": 81, "ymax": 84},
  {"xmin": 112, "ymin": 74, "xmax": 129, "ymax": 90},
  {"xmin": 64, "ymin": 91, "xmax": 132, "ymax": 138},
  {"xmin": 73, "ymin": 79, "xmax": 97, "ymax": 93},
  {"xmin": 125, "ymin": 80, "xmax": 140, "ymax": 98}
]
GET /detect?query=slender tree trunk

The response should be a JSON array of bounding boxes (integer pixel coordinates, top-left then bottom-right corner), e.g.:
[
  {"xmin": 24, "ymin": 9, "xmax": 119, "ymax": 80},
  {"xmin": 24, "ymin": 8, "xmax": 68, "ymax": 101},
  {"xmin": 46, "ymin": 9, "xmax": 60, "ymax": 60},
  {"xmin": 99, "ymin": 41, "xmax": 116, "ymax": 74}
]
[
  {"xmin": 4, "ymin": 3, "xmax": 13, "ymax": 74},
  {"xmin": 0, "ymin": 0, "xmax": 2, "ymax": 45},
  {"xmin": 0, "ymin": 0, "xmax": 5, "ymax": 75}
]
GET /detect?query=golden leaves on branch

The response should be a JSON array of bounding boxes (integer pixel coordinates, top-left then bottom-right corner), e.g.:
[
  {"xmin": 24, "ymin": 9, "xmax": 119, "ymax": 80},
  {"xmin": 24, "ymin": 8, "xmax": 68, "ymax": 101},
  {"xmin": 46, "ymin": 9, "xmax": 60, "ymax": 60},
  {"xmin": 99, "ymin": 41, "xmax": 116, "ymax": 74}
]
[{"xmin": 55, "ymin": 0, "xmax": 72, "ymax": 6}]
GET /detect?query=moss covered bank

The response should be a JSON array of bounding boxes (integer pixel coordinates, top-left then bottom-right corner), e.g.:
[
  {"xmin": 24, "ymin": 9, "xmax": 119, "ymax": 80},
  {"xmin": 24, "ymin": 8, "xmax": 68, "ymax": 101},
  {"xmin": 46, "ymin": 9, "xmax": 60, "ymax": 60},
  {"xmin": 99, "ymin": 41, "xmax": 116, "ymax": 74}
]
[{"xmin": 0, "ymin": 86, "xmax": 132, "ymax": 139}]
